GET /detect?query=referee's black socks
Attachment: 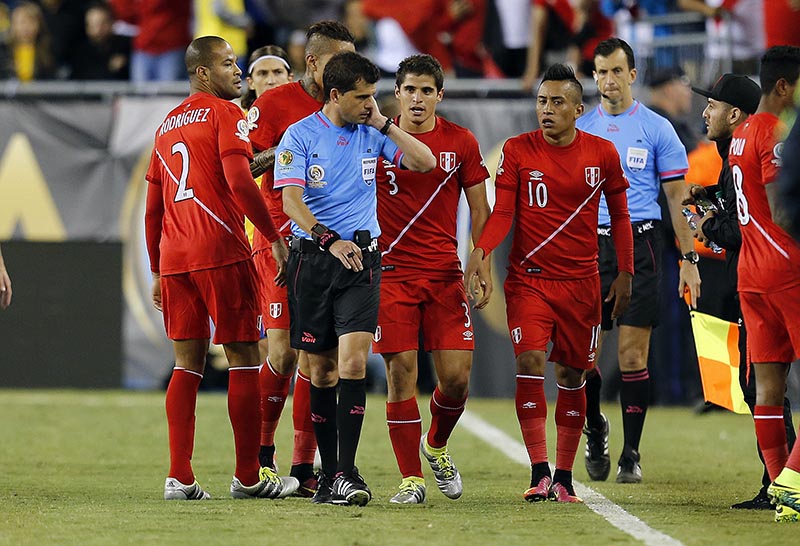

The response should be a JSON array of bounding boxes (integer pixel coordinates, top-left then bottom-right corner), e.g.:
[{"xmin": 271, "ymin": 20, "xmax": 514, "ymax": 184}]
[
  {"xmin": 310, "ymin": 383, "xmax": 338, "ymax": 477},
  {"xmin": 337, "ymin": 378, "xmax": 367, "ymax": 475}
]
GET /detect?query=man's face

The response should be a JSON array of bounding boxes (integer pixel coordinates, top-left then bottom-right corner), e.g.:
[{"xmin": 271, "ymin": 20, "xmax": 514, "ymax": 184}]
[
  {"xmin": 702, "ymin": 98, "xmax": 735, "ymax": 141},
  {"xmin": 206, "ymin": 43, "xmax": 242, "ymax": 101},
  {"xmin": 536, "ymin": 80, "xmax": 583, "ymax": 141},
  {"xmin": 335, "ymin": 78, "xmax": 377, "ymax": 125},
  {"xmin": 85, "ymin": 7, "xmax": 112, "ymax": 43},
  {"xmin": 593, "ymin": 48, "xmax": 636, "ymax": 105},
  {"xmin": 665, "ymin": 77, "xmax": 692, "ymax": 115},
  {"xmin": 312, "ymin": 40, "xmax": 356, "ymax": 88},
  {"xmin": 247, "ymin": 57, "xmax": 291, "ymax": 98},
  {"xmin": 395, "ymin": 73, "xmax": 442, "ymax": 127}
]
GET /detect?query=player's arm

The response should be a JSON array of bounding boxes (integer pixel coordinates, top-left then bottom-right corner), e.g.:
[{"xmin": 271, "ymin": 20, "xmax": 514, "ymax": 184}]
[
  {"xmin": 223, "ymin": 153, "xmax": 288, "ymax": 284},
  {"xmin": 766, "ymin": 181, "xmax": 791, "ymax": 232},
  {"xmin": 250, "ymin": 146, "xmax": 276, "ymax": 178},
  {"xmin": 0, "ymin": 244, "xmax": 12, "ymax": 310},
  {"xmin": 663, "ymin": 178, "xmax": 701, "ymax": 307},
  {"xmin": 521, "ymin": 2, "xmax": 548, "ymax": 92},
  {"xmin": 365, "ymin": 98, "xmax": 436, "ymax": 173},
  {"xmin": 464, "ymin": 181, "xmax": 493, "ymax": 309},
  {"xmin": 282, "ymin": 186, "xmax": 365, "ymax": 272},
  {"xmin": 144, "ymin": 179, "xmax": 164, "ymax": 311},
  {"xmin": 604, "ymin": 188, "xmax": 633, "ymax": 319}
]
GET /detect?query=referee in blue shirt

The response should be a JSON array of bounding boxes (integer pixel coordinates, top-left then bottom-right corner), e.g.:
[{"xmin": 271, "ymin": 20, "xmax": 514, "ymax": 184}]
[
  {"xmin": 275, "ymin": 51, "xmax": 435, "ymax": 506},
  {"xmin": 576, "ymin": 38, "xmax": 701, "ymax": 484}
]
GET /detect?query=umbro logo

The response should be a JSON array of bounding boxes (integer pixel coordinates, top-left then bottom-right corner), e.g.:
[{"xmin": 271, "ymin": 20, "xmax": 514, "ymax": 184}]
[
  {"xmin": 462, "ymin": 330, "xmax": 473, "ymax": 340},
  {"xmin": 566, "ymin": 410, "xmax": 580, "ymax": 417},
  {"xmin": 522, "ymin": 401, "xmax": 537, "ymax": 409},
  {"xmin": 529, "ymin": 170, "xmax": 544, "ymax": 181},
  {"xmin": 267, "ymin": 396, "xmax": 284, "ymax": 403}
]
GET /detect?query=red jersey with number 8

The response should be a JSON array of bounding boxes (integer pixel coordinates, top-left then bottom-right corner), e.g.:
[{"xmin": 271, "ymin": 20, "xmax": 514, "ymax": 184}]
[
  {"xmin": 376, "ymin": 116, "xmax": 489, "ymax": 282},
  {"xmin": 729, "ymin": 112, "xmax": 800, "ymax": 293},
  {"xmin": 146, "ymin": 92, "xmax": 254, "ymax": 275}
]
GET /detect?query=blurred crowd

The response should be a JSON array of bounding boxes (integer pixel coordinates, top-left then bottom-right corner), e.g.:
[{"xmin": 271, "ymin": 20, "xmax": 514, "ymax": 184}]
[{"xmin": 0, "ymin": 0, "xmax": 797, "ymax": 85}]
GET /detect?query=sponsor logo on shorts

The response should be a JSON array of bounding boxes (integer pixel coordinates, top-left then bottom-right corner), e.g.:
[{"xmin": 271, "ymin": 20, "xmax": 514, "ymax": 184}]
[
  {"xmin": 235, "ymin": 119, "xmax": 250, "ymax": 142},
  {"xmin": 566, "ymin": 410, "xmax": 581, "ymax": 417},
  {"xmin": 511, "ymin": 327, "xmax": 522, "ymax": 344},
  {"xmin": 302, "ymin": 331, "xmax": 316, "ymax": 343},
  {"xmin": 585, "ymin": 166, "xmax": 601, "ymax": 187},
  {"xmin": 440, "ymin": 151, "xmax": 457, "ymax": 172},
  {"xmin": 349, "ymin": 405, "xmax": 365, "ymax": 415},
  {"xmin": 462, "ymin": 330, "xmax": 473, "ymax": 341},
  {"xmin": 588, "ymin": 350, "xmax": 596, "ymax": 363},
  {"xmin": 269, "ymin": 303, "xmax": 282, "ymax": 318},
  {"xmin": 311, "ymin": 412, "xmax": 326, "ymax": 423},
  {"xmin": 521, "ymin": 401, "xmax": 537, "ymax": 409},
  {"xmin": 625, "ymin": 405, "xmax": 644, "ymax": 414},
  {"xmin": 277, "ymin": 150, "xmax": 293, "ymax": 166},
  {"xmin": 267, "ymin": 396, "xmax": 284, "ymax": 403},
  {"xmin": 373, "ymin": 326, "xmax": 381, "ymax": 342}
]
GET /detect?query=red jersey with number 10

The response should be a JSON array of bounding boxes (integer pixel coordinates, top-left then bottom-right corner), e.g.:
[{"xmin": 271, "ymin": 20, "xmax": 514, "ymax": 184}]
[
  {"xmin": 729, "ymin": 112, "xmax": 800, "ymax": 293},
  {"xmin": 376, "ymin": 116, "xmax": 489, "ymax": 282},
  {"xmin": 248, "ymin": 81, "xmax": 323, "ymax": 252},
  {"xmin": 145, "ymin": 92, "xmax": 253, "ymax": 275},
  {"xmin": 477, "ymin": 129, "xmax": 629, "ymax": 279}
]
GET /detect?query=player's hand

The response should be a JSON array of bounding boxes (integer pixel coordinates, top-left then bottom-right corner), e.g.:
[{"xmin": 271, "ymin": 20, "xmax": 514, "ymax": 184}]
[
  {"xmin": 464, "ymin": 248, "xmax": 488, "ymax": 306},
  {"xmin": 694, "ymin": 212, "xmax": 715, "ymax": 246},
  {"xmin": 330, "ymin": 239, "xmax": 363, "ymax": 272},
  {"xmin": 0, "ymin": 266, "xmax": 11, "ymax": 310},
  {"xmin": 472, "ymin": 256, "xmax": 493, "ymax": 309},
  {"xmin": 271, "ymin": 238, "xmax": 289, "ymax": 287},
  {"xmin": 605, "ymin": 271, "xmax": 632, "ymax": 320},
  {"xmin": 681, "ymin": 184, "xmax": 707, "ymax": 206},
  {"xmin": 678, "ymin": 260, "xmax": 701, "ymax": 309},
  {"xmin": 151, "ymin": 273, "xmax": 162, "ymax": 312}
]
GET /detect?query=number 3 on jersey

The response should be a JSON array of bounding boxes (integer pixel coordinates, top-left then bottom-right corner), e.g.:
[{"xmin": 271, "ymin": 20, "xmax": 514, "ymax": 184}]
[{"xmin": 171, "ymin": 141, "xmax": 194, "ymax": 202}]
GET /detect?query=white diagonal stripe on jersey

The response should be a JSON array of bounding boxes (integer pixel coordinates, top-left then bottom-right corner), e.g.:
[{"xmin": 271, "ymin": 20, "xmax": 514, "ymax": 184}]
[
  {"xmin": 519, "ymin": 178, "xmax": 605, "ymax": 266},
  {"xmin": 155, "ymin": 149, "xmax": 235, "ymax": 235},
  {"xmin": 280, "ymin": 219, "xmax": 292, "ymax": 233},
  {"xmin": 381, "ymin": 163, "xmax": 462, "ymax": 257},
  {"xmin": 750, "ymin": 216, "xmax": 789, "ymax": 259}
]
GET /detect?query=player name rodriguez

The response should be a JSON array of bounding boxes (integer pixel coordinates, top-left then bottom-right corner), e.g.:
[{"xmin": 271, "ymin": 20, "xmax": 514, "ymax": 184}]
[{"xmin": 158, "ymin": 108, "xmax": 211, "ymax": 136}]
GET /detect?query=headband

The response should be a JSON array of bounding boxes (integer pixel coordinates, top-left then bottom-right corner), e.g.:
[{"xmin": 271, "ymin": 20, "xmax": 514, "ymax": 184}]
[{"xmin": 248, "ymin": 55, "xmax": 291, "ymax": 76}]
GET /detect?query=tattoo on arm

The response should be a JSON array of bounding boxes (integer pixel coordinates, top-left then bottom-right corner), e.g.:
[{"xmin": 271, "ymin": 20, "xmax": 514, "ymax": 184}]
[{"xmin": 250, "ymin": 148, "xmax": 276, "ymax": 178}]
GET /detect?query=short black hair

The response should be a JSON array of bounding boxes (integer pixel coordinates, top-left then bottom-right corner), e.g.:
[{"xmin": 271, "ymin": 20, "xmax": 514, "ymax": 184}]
[
  {"xmin": 306, "ymin": 20, "xmax": 355, "ymax": 56},
  {"xmin": 759, "ymin": 45, "xmax": 800, "ymax": 95},
  {"xmin": 185, "ymin": 36, "xmax": 227, "ymax": 76},
  {"xmin": 594, "ymin": 37, "xmax": 635, "ymax": 70},
  {"xmin": 540, "ymin": 63, "xmax": 583, "ymax": 103},
  {"xmin": 396, "ymin": 54, "xmax": 444, "ymax": 91},
  {"xmin": 323, "ymin": 51, "xmax": 379, "ymax": 101}
]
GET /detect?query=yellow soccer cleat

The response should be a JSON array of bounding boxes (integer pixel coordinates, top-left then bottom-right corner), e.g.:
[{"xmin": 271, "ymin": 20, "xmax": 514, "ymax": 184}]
[{"xmin": 775, "ymin": 504, "xmax": 799, "ymax": 523}]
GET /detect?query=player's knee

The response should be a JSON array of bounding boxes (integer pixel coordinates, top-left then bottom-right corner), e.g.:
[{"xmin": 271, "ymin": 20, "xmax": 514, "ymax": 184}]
[
  {"xmin": 618, "ymin": 348, "xmax": 647, "ymax": 372},
  {"xmin": 516, "ymin": 351, "xmax": 546, "ymax": 375},
  {"xmin": 269, "ymin": 347, "xmax": 298, "ymax": 375}
]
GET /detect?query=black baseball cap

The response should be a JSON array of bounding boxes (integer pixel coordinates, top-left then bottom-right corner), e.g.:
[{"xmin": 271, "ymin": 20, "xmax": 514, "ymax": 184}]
[{"xmin": 692, "ymin": 74, "xmax": 761, "ymax": 114}]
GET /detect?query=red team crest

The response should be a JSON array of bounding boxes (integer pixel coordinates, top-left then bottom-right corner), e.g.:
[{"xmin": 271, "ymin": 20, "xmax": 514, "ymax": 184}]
[
  {"xmin": 269, "ymin": 302, "xmax": 282, "ymax": 319},
  {"xmin": 440, "ymin": 151, "xmax": 457, "ymax": 172},
  {"xmin": 585, "ymin": 166, "xmax": 601, "ymax": 187}
]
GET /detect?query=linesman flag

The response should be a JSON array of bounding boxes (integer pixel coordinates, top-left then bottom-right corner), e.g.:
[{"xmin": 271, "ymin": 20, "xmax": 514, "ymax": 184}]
[{"xmin": 689, "ymin": 311, "xmax": 749, "ymax": 414}]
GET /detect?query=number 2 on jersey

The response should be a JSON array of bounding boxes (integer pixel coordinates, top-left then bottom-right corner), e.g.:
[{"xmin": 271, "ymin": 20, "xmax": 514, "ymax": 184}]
[{"xmin": 171, "ymin": 141, "xmax": 194, "ymax": 202}]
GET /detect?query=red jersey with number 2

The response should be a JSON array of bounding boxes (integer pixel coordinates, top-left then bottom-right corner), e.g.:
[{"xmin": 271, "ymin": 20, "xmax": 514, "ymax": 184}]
[
  {"xmin": 146, "ymin": 92, "xmax": 253, "ymax": 275},
  {"xmin": 376, "ymin": 116, "xmax": 489, "ymax": 282},
  {"xmin": 729, "ymin": 112, "xmax": 800, "ymax": 293}
]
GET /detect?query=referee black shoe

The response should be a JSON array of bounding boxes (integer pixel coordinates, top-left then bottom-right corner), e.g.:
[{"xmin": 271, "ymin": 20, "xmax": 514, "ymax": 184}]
[
  {"xmin": 730, "ymin": 486, "xmax": 772, "ymax": 510},
  {"xmin": 583, "ymin": 413, "xmax": 611, "ymax": 481},
  {"xmin": 311, "ymin": 471, "xmax": 335, "ymax": 505},
  {"xmin": 331, "ymin": 467, "xmax": 372, "ymax": 506}
]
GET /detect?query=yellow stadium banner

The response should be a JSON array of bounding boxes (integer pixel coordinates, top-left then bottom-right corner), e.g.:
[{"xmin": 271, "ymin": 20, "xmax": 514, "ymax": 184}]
[{"xmin": 690, "ymin": 311, "xmax": 750, "ymax": 414}]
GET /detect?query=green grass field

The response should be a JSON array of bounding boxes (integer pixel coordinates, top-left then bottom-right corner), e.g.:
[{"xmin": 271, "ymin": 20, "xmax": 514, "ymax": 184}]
[{"xmin": 0, "ymin": 390, "xmax": 796, "ymax": 545}]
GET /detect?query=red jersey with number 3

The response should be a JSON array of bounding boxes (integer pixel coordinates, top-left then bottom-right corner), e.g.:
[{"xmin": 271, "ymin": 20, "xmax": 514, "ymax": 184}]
[
  {"xmin": 376, "ymin": 116, "xmax": 490, "ymax": 282},
  {"xmin": 249, "ymin": 81, "xmax": 323, "ymax": 252},
  {"xmin": 483, "ymin": 129, "xmax": 628, "ymax": 279},
  {"xmin": 146, "ymin": 92, "xmax": 253, "ymax": 275},
  {"xmin": 729, "ymin": 113, "xmax": 800, "ymax": 293}
]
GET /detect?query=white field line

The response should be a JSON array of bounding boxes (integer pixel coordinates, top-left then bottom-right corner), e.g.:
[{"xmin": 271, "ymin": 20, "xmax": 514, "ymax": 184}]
[{"xmin": 460, "ymin": 410, "xmax": 685, "ymax": 546}]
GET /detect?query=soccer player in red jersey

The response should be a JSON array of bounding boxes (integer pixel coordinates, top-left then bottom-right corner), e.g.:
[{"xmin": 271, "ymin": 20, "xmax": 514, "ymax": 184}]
[
  {"xmin": 374, "ymin": 54, "xmax": 492, "ymax": 504},
  {"xmin": 465, "ymin": 63, "xmax": 633, "ymax": 503},
  {"xmin": 725, "ymin": 45, "xmax": 800, "ymax": 522},
  {"xmin": 246, "ymin": 21, "xmax": 355, "ymax": 495},
  {"xmin": 145, "ymin": 36, "xmax": 296, "ymax": 501}
]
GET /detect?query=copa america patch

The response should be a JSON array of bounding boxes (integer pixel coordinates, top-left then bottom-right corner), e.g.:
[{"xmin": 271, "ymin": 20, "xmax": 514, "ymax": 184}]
[
  {"xmin": 247, "ymin": 107, "xmax": 260, "ymax": 130},
  {"xmin": 235, "ymin": 119, "xmax": 250, "ymax": 142},
  {"xmin": 277, "ymin": 150, "xmax": 293, "ymax": 166}
]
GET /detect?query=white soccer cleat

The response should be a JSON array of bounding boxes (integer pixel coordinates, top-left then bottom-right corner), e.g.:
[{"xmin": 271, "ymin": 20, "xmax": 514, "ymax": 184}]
[
  {"xmin": 164, "ymin": 477, "xmax": 211, "ymax": 500},
  {"xmin": 230, "ymin": 467, "xmax": 299, "ymax": 499},
  {"xmin": 420, "ymin": 434, "xmax": 463, "ymax": 499}
]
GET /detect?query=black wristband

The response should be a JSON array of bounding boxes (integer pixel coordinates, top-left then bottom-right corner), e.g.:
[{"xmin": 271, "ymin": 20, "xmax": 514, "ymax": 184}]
[
  {"xmin": 379, "ymin": 117, "xmax": 394, "ymax": 135},
  {"xmin": 310, "ymin": 223, "xmax": 340, "ymax": 251}
]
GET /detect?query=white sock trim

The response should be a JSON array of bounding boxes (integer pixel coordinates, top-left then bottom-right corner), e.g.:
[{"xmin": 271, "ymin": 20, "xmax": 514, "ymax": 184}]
[
  {"xmin": 557, "ymin": 381, "xmax": 587, "ymax": 391},
  {"xmin": 516, "ymin": 374, "xmax": 545, "ymax": 380},
  {"xmin": 228, "ymin": 366, "xmax": 261, "ymax": 372},
  {"xmin": 173, "ymin": 367, "xmax": 203, "ymax": 379}
]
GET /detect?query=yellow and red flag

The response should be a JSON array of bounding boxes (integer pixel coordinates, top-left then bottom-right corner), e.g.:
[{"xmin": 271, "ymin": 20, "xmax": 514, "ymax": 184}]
[{"xmin": 690, "ymin": 311, "xmax": 749, "ymax": 414}]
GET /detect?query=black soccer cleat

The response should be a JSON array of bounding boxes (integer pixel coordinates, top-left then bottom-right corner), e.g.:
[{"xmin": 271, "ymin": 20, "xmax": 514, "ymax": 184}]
[
  {"xmin": 311, "ymin": 470, "xmax": 335, "ymax": 505},
  {"xmin": 331, "ymin": 467, "xmax": 372, "ymax": 506},
  {"xmin": 583, "ymin": 413, "xmax": 611, "ymax": 481}
]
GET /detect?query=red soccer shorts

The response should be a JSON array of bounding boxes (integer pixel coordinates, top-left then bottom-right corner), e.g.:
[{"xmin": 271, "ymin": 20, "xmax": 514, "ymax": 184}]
[
  {"xmin": 504, "ymin": 274, "xmax": 601, "ymax": 369},
  {"xmin": 161, "ymin": 259, "xmax": 261, "ymax": 344},
  {"xmin": 253, "ymin": 246, "xmax": 290, "ymax": 330},
  {"xmin": 740, "ymin": 285, "xmax": 800, "ymax": 363},
  {"xmin": 373, "ymin": 278, "xmax": 474, "ymax": 354}
]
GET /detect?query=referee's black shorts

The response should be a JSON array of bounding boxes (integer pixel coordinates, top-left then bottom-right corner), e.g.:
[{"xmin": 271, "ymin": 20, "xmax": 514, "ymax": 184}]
[
  {"xmin": 598, "ymin": 220, "xmax": 663, "ymax": 331},
  {"xmin": 286, "ymin": 238, "xmax": 381, "ymax": 352}
]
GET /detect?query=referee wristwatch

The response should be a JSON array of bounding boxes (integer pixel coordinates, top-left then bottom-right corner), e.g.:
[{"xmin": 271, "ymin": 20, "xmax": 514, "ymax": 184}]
[
  {"xmin": 379, "ymin": 117, "xmax": 394, "ymax": 135},
  {"xmin": 681, "ymin": 250, "xmax": 699, "ymax": 265}
]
